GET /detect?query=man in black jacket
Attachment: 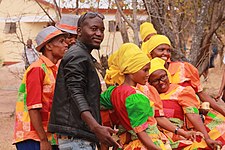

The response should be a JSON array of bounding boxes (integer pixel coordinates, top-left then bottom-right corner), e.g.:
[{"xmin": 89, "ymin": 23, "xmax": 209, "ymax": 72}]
[{"xmin": 48, "ymin": 12, "xmax": 119, "ymax": 149}]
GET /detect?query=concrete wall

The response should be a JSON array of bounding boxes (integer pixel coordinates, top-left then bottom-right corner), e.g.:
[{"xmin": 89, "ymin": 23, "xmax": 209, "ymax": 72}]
[{"xmin": 0, "ymin": 0, "xmax": 146, "ymax": 63}]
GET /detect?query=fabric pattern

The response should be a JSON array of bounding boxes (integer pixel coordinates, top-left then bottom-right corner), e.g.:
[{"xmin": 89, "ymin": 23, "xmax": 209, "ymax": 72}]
[
  {"xmin": 168, "ymin": 61, "xmax": 203, "ymax": 93},
  {"xmin": 13, "ymin": 55, "xmax": 57, "ymax": 145},
  {"xmin": 100, "ymin": 85, "xmax": 171, "ymax": 150},
  {"xmin": 160, "ymin": 84, "xmax": 225, "ymax": 149},
  {"xmin": 137, "ymin": 83, "xmax": 165, "ymax": 117}
]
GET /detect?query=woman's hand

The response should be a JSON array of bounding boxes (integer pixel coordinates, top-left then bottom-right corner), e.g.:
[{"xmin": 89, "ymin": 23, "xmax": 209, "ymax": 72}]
[
  {"xmin": 205, "ymin": 138, "xmax": 222, "ymax": 149},
  {"xmin": 214, "ymin": 93, "xmax": 222, "ymax": 101},
  {"xmin": 183, "ymin": 130, "xmax": 196, "ymax": 141}
]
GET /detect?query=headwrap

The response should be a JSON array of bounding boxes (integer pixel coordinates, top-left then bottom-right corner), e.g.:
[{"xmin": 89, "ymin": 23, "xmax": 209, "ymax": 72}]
[
  {"xmin": 140, "ymin": 22, "xmax": 157, "ymax": 41},
  {"xmin": 149, "ymin": 57, "xmax": 171, "ymax": 82},
  {"xmin": 105, "ymin": 43, "xmax": 150, "ymax": 85},
  {"xmin": 141, "ymin": 34, "xmax": 171, "ymax": 59}
]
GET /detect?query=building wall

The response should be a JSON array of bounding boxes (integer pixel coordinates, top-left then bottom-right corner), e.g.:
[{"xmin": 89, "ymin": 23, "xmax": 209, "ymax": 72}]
[
  {"xmin": 0, "ymin": 0, "xmax": 145, "ymax": 64},
  {"xmin": 0, "ymin": 0, "xmax": 57, "ymax": 63}
]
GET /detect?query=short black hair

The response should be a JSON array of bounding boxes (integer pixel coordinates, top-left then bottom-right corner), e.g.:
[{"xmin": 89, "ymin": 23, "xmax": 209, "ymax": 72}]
[{"xmin": 78, "ymin": 12, "xmax": 105, "ymax": 27}]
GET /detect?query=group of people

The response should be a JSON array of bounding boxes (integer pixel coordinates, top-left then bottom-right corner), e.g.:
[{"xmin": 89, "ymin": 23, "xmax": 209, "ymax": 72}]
[{"xmin": 12, "ymin": 11, "xmax": 225, "ymax": 150}]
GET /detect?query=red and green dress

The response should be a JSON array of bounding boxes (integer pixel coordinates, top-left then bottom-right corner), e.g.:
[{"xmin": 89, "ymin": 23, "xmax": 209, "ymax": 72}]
[
  {"xmin": 159, "ymin": 84, "xmax": 225, "ymax": 149},
  {"xmin": 138, "ymin": 83, "xmax": 196, "ymax": 149},
  {"xmin": 100, "ymin": 85, "xmax": 171, "ymax": 150}
]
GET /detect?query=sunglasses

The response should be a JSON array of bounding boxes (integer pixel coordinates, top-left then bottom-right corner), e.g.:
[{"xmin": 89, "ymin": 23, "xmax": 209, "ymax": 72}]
[{"xmin": 79, "ymin": 12, "xmax": 105, "ymax": 24}]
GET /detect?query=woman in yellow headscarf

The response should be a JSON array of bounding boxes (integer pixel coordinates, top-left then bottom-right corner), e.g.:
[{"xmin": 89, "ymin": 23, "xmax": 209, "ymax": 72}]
[
  {"xmin": 148, "ymin": 57, "xmax": 223, "ymax": 149},
  {"xmin": 142, "ymin": 33, "xmax": 225, "ymax": 131},
  {"xmin": 140, "ymin": 22, "xmax": 157, "ymax": 42},
  {"xmin": 101, "ymin": 43, "xmax": 171, "ymax": 150}
]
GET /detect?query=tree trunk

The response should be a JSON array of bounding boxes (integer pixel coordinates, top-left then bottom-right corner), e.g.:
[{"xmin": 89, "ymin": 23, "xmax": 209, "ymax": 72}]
[
  {"xmin": 191, "ymin": 0, "xmax": 225, "ymax": 74},
  {"xmin": 116, "ymin": 11, "xmax": 129, "ymax": 43},
  {"xmin": 115, "ymin": 0, "xmax": 140, "ymax": 45},
  {"xmin": 189, "ymin": 0, "xmax": 210, "ymax": 66},
  {"xmin": 120, "ymin": 21, "xmax": 130, "ymax": 43},
  {"xmin": 132, "ymin": 0, "xmax": 140, "ymax": 46},
  {"xmin": 143, "ymin": 0, "xmax": 187, "ymax": 61}
]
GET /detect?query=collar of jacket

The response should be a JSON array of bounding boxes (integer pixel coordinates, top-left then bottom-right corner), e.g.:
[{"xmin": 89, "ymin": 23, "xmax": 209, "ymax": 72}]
[{"xmin": 76, "ymin": 40, "xmax": 93, "ymax": 54}]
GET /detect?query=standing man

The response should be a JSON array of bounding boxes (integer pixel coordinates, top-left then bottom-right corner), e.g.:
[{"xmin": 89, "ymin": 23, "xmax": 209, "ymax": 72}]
[
  {"xmin": 48, "ymin": 12, "xmax": 119, "ymax": 149},
  {"xmin": 13, "ymin": 26, "xmax": 68, "ymax": 150},
  {"xmin": 55, "ymin": 14, "xmax": 79, "ymax": 48},
  {"xmin": 24, "ymin": 39, "xmax": 39, "ymax": 69}
]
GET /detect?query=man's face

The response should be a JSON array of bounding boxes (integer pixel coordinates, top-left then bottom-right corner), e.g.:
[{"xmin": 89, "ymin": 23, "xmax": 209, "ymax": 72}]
[
  {"xmin": 48, "ymin": 35, "xmax": 68, "ymax": 61},
  {"xmin": 27, "ymin": 39, "xmax": 32, "ymax": 48},
  {"xmin": 65, "ymin": 33, "xmax": 77, "ymax": 48},
  {"xmin": 77, "ymin": 17, "xmax": 105, "ymax": 50}
]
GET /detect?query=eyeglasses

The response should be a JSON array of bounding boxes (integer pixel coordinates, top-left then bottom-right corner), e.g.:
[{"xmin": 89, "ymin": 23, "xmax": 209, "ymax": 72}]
[
  {"xmin": 149, "ymin": 74, "xmax": 168, "ymax": 85},
  {"xmin": 79, "ymin": 12, "xmax": 105, "ymax": 24}
]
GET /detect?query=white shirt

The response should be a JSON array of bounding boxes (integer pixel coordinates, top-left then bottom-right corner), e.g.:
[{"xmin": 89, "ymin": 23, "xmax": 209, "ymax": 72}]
[{"xmin": 25, "ymin": 46, "xmax": 39, "ymax": 65}]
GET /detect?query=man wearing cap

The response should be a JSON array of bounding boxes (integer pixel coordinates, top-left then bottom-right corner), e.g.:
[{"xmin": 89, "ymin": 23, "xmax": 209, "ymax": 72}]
[
  {"xmin": 13, "ymin": 26, "xmax": 68, "ymax": 150},
  {"xmin": 55, "ymin": 14, "xmax": 79, "ymax": 48},
  {"xmin": 48, "ymin": 12, "xmax": 120, "ymax": 149}
]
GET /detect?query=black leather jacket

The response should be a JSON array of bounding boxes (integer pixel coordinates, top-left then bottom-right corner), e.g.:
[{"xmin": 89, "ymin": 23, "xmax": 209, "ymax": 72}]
[{"xmin": 48, "ymin": 41, "xmax": 101, "ymax": 143}]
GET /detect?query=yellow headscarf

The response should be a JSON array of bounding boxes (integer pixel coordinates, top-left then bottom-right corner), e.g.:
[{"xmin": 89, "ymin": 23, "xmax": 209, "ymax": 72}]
[
  {"xmin": 105, "ymin": 43, "xmax": 150, "ymax": 85},
  {"xmin": 142, "ymin": 34, "xmax": 171, "ymax": 59},
  {"xmin": 140, "ymin": 22, "xmax": 157, "ymax": 41},
  {"xmin": 149, "ymin": 57, "xmax": 171, "ymax": 82}
]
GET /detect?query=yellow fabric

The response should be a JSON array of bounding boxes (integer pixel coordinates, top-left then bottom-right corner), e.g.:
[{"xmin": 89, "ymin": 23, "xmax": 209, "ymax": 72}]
[
  {"xmin": 140, "ymin": 22, "xmax": 157, "ymax": 41},
  {"xmin": 105, "ymin": 43, "xmax": 150, "ymax": 85},
  {"xmin": 149, "ymin": 57, "xmax": 171, "ymax": 82},
  {"xmin": 142, "ymin": 34, "xmax": 171, "ymax": 59}
]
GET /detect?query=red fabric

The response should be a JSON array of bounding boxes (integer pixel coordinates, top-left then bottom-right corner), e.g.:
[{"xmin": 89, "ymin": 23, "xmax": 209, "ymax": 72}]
[
  {"xmin": 26, "ymin": 67, "xmax": 45, "ymax": 109},
  {"xmin": 111, "ymin": 85, "xmax": 137, "ymax": 131},
  {"xmin": 162, "ymin": 100, "xmax": 184, "ymax": 121}
]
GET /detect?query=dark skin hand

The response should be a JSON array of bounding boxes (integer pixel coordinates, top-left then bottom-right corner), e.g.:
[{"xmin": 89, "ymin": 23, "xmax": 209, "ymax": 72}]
[
  {"xmin": 81, "ymin": 111, "xmax": 121, "ymax": 148},
  {"xmin": 186, "ymin": 113, "xmax": 222, "ymax": 149},
  {"xmin": 137, "ymin": 131, "xmax": 161, "ymax": 150},
  {"xmin": 156, "ymin": 117, "xmax": 196, "ymax": 141},
  {"xmin": 197, "ymin": 91, "xmax": 225, "ymax": 116},
  {"xmin": 29, "ymin": 109, "xmax": 51, "ymax": 150}
]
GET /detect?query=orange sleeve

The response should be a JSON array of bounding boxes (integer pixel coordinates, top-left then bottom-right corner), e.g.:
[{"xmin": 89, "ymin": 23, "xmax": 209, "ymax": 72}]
[
  {"xmin": 137, "ymin": 84, "xmax": 164, "ymax": 117},
  {"xmin": 177, "ymin": 86, "xmax": 200, "ymax": 114},
  {"xmin": 184, "ymin": 62, "xmax": 203, "ymax": 93}
]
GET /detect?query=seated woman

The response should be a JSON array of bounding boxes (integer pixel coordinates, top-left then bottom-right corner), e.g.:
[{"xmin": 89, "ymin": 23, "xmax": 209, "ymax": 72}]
[
  {"xmin": 148, "ymin": 57, "xmax": 223, "ymax": 149},
  {"xmin": 137, "ymin": 79, "xmax": 197, "ymax": 149},
  {"xmin": 141, "ymin": 33, "xmax": 225, "ymax": 117},
  {"xmin": 101, "ymin": 43, "xmax": 171, "ymax": 150}
]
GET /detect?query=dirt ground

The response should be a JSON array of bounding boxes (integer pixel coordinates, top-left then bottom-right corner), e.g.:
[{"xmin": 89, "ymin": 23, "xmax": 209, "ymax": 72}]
[{"xmin": 1, "ymin": 57, "xmax": 225, "ymax": 149}]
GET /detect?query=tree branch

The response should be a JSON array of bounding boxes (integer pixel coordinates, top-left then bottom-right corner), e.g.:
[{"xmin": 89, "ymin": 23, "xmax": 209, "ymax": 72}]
[
  {"xmin": 115, "ymin": 0, "xmax": 134, "ymax": 29},
  {"xmin": 34, "ymin": 0, "xmax": 55, "ymax": 23}
]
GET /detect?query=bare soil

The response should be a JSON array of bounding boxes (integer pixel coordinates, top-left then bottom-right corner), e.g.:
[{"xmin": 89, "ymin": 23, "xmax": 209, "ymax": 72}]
[{"xmin": 0, "ymin": 58, "xmax": 225, "ymax": 149}]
